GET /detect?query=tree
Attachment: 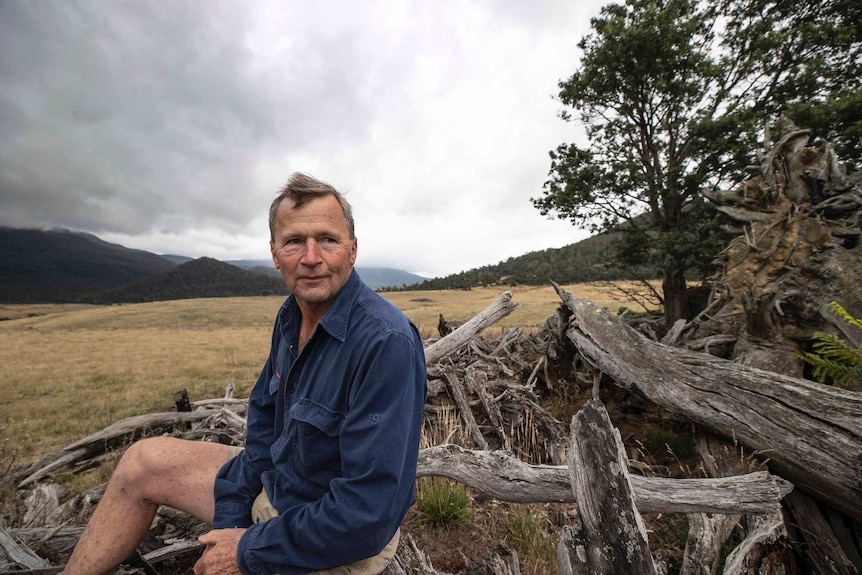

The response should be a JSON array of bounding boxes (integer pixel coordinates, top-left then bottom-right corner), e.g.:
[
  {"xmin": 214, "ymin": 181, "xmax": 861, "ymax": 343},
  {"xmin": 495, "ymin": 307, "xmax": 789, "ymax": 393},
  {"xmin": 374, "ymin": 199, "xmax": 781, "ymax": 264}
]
[{"xmin": 533, "ymin": 0, "xmax": 862, "ymax": 326}]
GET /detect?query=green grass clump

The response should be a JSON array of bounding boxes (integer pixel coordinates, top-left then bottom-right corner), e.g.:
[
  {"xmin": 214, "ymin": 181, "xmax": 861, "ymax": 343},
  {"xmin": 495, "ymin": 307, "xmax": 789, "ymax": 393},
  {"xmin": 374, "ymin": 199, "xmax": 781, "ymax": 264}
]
[{"xmin": 415, "ymin": 477, "xmax": 473, "ymax": 529}]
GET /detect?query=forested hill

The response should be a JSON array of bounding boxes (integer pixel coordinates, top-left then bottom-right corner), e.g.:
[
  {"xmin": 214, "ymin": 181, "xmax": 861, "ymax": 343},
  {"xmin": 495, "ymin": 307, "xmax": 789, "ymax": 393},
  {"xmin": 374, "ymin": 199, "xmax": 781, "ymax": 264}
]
[
  {"xmin": 93, "ymin": 257, "xmax": 289, "ymax": 303},
  {"xmin": 400, "ymin": 231, "xmax": 632, "ymax": 291},
  {"xmin": 0, "ymin": 228, "xmax": 422, "ymax": 303}
]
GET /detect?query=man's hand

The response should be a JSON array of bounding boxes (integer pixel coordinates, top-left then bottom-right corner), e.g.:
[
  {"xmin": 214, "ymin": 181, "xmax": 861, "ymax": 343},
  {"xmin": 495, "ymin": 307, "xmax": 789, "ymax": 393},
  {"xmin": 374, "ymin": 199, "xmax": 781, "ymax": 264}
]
[{"xmin": 193, "ymin": 528, "xmax": 246, "ymax": 575}]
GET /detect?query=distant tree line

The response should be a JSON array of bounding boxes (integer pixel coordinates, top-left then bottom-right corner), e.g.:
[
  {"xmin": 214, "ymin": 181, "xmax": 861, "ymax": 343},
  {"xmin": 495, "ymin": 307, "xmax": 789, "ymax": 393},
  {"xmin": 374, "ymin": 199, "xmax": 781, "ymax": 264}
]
[{"xmin": 387, "ymin": 232, "xmax": 657, "ymax": 292}]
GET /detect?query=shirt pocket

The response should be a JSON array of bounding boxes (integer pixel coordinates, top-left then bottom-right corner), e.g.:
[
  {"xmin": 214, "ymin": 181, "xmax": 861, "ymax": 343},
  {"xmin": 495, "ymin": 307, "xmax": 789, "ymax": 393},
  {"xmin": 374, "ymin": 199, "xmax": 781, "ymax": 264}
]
[{"xmin": 290, "ymin": 399, "xmax": 345, "ymax": 471}]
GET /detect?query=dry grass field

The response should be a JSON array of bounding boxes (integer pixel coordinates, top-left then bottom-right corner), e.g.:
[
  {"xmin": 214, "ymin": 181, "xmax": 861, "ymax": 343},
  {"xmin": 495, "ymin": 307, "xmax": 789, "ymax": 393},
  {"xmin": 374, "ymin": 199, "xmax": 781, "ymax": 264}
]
[{"xmin": 0, "ymin": 282, "xmax": 654, "ymax": 460}]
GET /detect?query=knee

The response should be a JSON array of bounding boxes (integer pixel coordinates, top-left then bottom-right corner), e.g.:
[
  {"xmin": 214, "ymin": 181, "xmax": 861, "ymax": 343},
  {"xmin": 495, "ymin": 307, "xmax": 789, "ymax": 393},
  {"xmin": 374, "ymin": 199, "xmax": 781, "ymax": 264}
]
[{"xmin": 112, "ymin": 437, "xmax": 178, "ymax": 489}]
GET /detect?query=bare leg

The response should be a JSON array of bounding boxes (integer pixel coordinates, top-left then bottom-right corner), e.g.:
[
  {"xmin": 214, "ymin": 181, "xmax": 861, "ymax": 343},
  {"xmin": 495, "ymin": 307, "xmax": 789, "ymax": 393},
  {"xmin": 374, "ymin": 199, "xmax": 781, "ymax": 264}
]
[{"xmin": 62, "ymin": 437, "xmax": 232, "ymax": 575}]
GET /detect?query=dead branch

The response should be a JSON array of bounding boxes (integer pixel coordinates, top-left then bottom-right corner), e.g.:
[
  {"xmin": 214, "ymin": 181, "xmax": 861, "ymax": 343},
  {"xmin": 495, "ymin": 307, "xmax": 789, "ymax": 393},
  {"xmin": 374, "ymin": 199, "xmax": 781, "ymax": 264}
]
[{"xmin": 416, "ymin": 444, "xmax": 791, "ymax": 514}]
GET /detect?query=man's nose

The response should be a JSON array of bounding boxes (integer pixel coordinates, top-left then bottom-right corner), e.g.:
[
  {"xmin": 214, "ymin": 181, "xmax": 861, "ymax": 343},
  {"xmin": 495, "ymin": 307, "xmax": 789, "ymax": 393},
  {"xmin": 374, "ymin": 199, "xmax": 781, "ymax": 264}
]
[{"xmin": 300, "ymin": 239, "xmax": 323, "ymax": 265}]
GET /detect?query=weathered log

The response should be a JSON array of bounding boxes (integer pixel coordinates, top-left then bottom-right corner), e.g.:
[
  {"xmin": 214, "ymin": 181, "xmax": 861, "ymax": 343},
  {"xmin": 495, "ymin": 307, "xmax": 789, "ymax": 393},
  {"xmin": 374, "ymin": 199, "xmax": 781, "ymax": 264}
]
[
  {"xmin": 465, "ymin": 367, "xmax": 509, "ymax": 449},
  {"xmin": 488, "ymin": 547, "xmax": 521, "ymax": 575},
  {"xmin": 424, "ymin": 291, "xmax": 519, "ymax": 364},
  {"xmin": 783, "ymin": 490, "xmax": 859, "ymax": 575},
  {"xmin": 383, "ymin": 533, "xmax": 450, "ymax": 575},
  {"xmin": 190, "ymin": 397, "xmax": 248, "ymax": 412},
  {"xmin": 142, "ymin": 539, "xmax": 203, "ymax": 564},
  {"xmin": 722, "ymin": 513, "xmax": 789, "ymax": 575},
  {"xmin": 7, "ymin": 526, "xmax": 85, "ymax": 560},
  {"xmin": 417, "ymin": 444, "xmax": 791, "ymax": 514},
  {"xmin": 554, "ymin": 285, "xmax": 862, "ymax": 522},
  {"xmin": 0, "ymin": 527, "xmax": 51, "ymax": 571},
  {"xmin": 680, "ymin": 513, "xmax": 741, "ymax": 575},
  {"xmin": 681, "ymin": 433, "xmax": 745, "ymax": 575},
  {"xmin": 17, "ymin": 411, "xmax": 212, "ymax": 487},
  {"xmin": 688, "ymin": 431, "xmax": 797, "ymax": 574},
  {"xmin": 557, "ymin": 399, "xmax": 657, "ymax": 575},
  {"xmin": 442, "ymin": 370, "xmax": 488, "ymax": 449},
  {"xmin": 22, "ymin": 484, "xmax": 65, "ymax": 528}
]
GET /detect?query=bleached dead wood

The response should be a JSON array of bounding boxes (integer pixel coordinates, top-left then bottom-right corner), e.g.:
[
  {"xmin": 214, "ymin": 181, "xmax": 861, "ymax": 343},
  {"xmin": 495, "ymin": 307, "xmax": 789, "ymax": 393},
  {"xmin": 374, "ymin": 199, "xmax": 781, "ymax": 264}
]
[
  {"xmin": 423, "ymin": 291, "xmax": 519, "ymax": 364},
  {"xmin": 680, "ymin": 513, "xmax": 741, "ymax": 575},
  {"xmin": 142, "ymin": 540, "xmax": 203, "ymax": 564},
  {"xmin": 7, "ymin": 526, "xmax": 85, "ymax": 559},
  {"xmin": 382, "ymin": 534, "xmax": 451, "ymax": 575},
  {"xmin": 722, "ymin": 513, "xmax": 789, "ymax": 575},
  {"xmin": 442, "ymin": 369, "xmax": 488, "ymax": 449},
  {"xmin": 554, "ymin": 285, "xmax": 862, "ymax": 522},
  {"xmin": 557, "ymin": 399, "xmax": 657, "ymax": 575},
  {"xmin": 783, "ymin": 490, "xmax": 859, "ymax": 575},
  {"xmin": 17, "ymin": 411, "xmax": 212, "ymax": 487},
  {"xmin": 488, "ymin": 547, "xmax": 521, "ymax": 575},
  {"xmin": 465, "ymin": 368, "xmax": 509, "ymax": 449},
  {"xmin": 417, "ymin": 445, "xmax": 791, "ymax": 514},
  {"xmin": 680, "ymin": 434, "xmax": 746, "ymax": 575},
  {"xmin": 0, "ymin": 527, "xmax": 51, "ymax": 571}
]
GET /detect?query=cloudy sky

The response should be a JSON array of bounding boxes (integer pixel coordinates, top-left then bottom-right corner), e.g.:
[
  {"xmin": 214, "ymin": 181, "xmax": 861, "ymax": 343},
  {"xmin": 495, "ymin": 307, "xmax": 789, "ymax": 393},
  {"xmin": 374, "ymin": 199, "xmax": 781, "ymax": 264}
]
[{"xmin": 0, "ymin": 0, "xmax": 603, "ymax": 278}]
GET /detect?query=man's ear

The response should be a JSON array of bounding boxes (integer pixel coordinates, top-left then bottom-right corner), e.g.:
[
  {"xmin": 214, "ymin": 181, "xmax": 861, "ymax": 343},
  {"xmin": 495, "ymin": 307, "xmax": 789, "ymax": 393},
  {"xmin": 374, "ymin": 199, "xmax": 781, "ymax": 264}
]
[
  {"xmin": 270, "ymin": 242, "xmax": 280, "ymax": 269},
  {"xmin": 350, "ymin": 238, "xmax": 358, "ymax": 267}
]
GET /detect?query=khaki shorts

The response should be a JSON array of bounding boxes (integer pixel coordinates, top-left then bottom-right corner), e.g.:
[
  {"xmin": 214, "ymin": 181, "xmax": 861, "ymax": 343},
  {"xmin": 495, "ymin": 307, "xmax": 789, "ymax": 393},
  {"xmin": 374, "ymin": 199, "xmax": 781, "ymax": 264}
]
[{"xmin": 225, "ymin": 446, "xmax": 400, "ymax": 575}]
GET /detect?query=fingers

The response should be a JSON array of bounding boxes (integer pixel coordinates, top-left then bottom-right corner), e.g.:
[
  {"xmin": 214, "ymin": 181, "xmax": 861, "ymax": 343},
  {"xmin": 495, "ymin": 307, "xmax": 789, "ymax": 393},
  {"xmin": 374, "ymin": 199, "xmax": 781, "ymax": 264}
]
[{"xmin": 193, "ymin": 528, "xmax": 246, "ymax": 575}]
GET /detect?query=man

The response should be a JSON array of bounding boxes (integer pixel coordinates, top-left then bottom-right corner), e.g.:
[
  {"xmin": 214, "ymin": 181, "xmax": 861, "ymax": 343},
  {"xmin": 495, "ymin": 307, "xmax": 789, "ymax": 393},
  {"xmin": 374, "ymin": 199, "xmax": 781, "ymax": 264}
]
[{"xmin": 62, "ymin": 173, "xmax": 427, "ymax": 575}]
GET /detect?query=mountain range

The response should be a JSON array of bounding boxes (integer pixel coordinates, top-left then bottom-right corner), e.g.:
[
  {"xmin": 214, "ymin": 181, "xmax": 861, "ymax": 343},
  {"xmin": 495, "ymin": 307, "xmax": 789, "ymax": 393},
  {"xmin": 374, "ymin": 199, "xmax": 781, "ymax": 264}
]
[{"xmin": 0, "ymin": 227, "xmax": 427, "ymax": 304}]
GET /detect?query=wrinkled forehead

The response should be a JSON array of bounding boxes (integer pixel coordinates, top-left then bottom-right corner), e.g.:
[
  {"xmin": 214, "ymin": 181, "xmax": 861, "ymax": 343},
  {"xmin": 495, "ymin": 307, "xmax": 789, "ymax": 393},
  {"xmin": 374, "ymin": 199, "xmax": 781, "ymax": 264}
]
[{"xmin": 273, "ymin": 195, "xmax": 352, "ymax": 236}]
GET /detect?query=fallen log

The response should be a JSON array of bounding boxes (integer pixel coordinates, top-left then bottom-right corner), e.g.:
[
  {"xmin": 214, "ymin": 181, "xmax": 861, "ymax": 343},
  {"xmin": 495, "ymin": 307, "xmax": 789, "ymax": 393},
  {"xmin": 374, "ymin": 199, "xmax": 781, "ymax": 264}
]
[
  {"xmin": 417, "ymin": 444, "xmax": 791, "ymax": 514},
  {"xmin": 17, "ymin": 411, "xmax": 212, "ymax": 487},
  {"xmin": 442, "ymin": 370, "xmax": 488, "ymax": 449},
  {"xmin": 424, "ymin": 291, "xmax": 519, "ymax": 364},
  {"xmin": 783, "ymin": 490, "xmax": 859, "ymax": 575},
  {"xmin": 553, "ymin": 285, "xmax": 862, "ymax": 522},
  {"xmin": 0, "ymin": 527, "xmax": 51, "ymax": 571}
]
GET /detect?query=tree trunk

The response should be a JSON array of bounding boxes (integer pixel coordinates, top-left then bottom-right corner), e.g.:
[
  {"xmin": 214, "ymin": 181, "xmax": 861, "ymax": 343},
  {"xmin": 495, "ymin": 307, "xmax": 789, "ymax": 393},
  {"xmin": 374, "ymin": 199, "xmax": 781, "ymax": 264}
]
[{"xmin": 662, "ymin": 266, "xmax": 689, "ymax": 326}]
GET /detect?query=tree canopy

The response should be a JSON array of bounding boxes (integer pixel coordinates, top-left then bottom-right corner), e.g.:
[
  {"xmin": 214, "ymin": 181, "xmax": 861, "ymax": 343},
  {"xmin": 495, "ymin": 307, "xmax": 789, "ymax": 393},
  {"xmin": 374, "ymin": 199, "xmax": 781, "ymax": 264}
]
[{"xmin": 532, "ymin": 0, "xmax": 861, "ymax": 325}]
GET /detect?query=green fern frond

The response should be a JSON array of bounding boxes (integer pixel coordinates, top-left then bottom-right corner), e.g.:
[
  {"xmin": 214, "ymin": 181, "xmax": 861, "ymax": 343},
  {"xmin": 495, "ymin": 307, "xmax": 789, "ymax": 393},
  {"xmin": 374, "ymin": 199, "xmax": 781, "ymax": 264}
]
[
  {"xmin": 827, "ymin": 302, "xmax": 862, "ymax": 330},
  {"xmin": 797, "ymin": 302, "xmax": 862, "ymax": 387}
]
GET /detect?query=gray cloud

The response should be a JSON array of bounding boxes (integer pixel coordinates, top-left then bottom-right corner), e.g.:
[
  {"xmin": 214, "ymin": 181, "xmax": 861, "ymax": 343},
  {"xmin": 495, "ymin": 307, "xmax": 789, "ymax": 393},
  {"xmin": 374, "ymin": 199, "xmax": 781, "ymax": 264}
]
[{"xmin": 0, "ymin": 0, "xmax": 601, "ymax": 277}]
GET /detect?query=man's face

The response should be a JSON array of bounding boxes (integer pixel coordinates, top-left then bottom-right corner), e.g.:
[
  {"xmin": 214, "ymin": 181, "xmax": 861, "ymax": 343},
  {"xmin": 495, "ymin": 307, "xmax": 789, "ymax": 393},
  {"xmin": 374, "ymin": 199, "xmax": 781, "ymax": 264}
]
[{"xmin": 270, "ymin": 195, "xmax": 357, "ymax": 315}]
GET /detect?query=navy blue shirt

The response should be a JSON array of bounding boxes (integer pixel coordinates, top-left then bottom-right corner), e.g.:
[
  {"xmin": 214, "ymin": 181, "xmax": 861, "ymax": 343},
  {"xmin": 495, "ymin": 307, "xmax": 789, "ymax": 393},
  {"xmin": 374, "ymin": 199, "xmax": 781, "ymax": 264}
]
[{"xmin": 213, "ymin": 270, "xmax": 427, "ymax": 574}]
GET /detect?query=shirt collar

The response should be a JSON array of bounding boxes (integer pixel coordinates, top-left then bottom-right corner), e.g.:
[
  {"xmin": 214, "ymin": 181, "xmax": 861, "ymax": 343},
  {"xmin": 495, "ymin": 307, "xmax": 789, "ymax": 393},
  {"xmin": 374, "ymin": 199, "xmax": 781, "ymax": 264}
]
[{"xmin": 310, "ymin": 269, "xmax": 361, "ymax": 343}]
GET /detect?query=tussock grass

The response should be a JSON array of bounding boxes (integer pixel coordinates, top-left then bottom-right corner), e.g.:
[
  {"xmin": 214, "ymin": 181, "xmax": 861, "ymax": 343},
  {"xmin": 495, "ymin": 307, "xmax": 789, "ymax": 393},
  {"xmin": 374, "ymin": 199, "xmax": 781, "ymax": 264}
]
[
  {"xmin": 503, "ymin": 505, "xmax": 558, "ymax": 574},
  {"xmin": 414, "ymin": 478, "xmax": 474, "ymax": 529}
]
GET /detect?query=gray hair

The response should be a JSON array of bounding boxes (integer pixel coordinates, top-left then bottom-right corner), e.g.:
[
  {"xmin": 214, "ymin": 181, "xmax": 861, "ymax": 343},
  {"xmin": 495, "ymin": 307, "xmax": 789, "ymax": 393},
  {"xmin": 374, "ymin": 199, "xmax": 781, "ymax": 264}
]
[{"xmin": 268, "ymin": 173, "xmax": 355, "ymax": 241}]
